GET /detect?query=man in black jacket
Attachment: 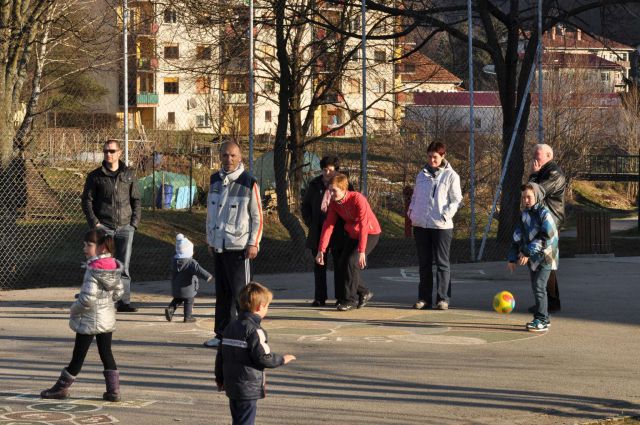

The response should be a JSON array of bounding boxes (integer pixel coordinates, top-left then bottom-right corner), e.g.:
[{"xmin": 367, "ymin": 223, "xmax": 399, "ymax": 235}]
[
  {"xmin": 82, "ymin": 140, "xmax": 141, "ymax": 313},
  {"xmin": 528, "ymin": 143, "xmax": 567, "ymax": 312},
  {"xmin": 301, "ymin": 156, "xmax": 349, "ymax": 306}
]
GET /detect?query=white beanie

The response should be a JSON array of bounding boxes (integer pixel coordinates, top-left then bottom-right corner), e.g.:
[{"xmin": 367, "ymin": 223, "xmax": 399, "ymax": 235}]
[{"xmin": 175, "ymin": 233, "xmax": 194, "ymax": 259}]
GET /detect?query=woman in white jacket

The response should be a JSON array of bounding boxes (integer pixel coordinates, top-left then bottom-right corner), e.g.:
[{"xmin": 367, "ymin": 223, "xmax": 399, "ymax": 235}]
[{"xmin": 407, "ymin": 142, "xmax": 462, "ymax": 310}]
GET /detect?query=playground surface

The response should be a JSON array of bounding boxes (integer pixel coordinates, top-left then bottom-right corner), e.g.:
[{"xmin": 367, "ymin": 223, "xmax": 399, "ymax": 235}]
[{"xmin": 1, "ymin": 256, "xmax": 639, "ymax": 424}]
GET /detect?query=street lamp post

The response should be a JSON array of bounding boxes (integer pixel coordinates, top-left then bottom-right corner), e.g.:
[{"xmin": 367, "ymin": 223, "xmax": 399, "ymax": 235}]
[
  {"xmin": 123, "ymin": 0, "xmax": 129, "ymax": 166},
  {"xmin": 360, "ymin": 0, "xmax": 367, "ymax": 195}
]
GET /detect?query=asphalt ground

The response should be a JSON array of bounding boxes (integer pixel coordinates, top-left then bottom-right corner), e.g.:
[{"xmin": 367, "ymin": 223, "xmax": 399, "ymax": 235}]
[{"xmin": 1, "ymin": 257, "xmax": 639, "ymax": 425}]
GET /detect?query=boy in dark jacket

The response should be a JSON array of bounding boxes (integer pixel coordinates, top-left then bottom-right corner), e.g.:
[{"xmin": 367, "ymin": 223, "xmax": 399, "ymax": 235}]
[
  {"xmin": 165, "ymin": 234, "xmax": 212, "ymax": 323},
  {"xmin": 215, "ymin": 282, "xmax": 296, "ymax": 425}
]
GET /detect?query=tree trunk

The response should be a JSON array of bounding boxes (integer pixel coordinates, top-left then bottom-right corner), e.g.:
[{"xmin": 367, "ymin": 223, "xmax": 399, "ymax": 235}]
[{"xmin": 273, "ymin": 0, "xmax": 306, "ymax": 246}]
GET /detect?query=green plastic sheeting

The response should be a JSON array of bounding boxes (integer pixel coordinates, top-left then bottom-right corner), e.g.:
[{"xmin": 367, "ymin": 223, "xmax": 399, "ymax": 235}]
[
  {"xmin": 253, "ymin": 151, "xmax": 321, "ymax": 196},
  {"xmin": 138, "ymin": 171, "xmax": 197, "ymax": 209}
]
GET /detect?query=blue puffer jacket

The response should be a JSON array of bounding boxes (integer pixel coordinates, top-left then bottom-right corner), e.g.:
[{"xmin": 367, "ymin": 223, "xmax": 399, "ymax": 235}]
[
  {"xmin": 508, "ymin": 183, "xmax": 559, "ymax": 271},
  {"xmin": 215, "ymin": 312, "xmax": 284, "ymax": 400}
]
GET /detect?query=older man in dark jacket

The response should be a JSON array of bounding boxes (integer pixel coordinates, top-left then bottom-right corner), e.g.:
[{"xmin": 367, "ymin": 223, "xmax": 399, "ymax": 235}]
[
  {"xmin": 82, "ymin": 140, "xmax": 141, "ymax": 313},
  {"xmin": 528, "ymin": 143, "xmax": 566, "ymax": 312}
]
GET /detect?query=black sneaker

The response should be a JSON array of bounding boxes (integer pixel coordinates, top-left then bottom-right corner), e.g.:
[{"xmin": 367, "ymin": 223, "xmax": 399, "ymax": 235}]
[
  {"xmin": 357, "ymin": 291, "xmax": 374, "ymax": 309},
  {"xmin": 164, "ymin": 306, "xmax": 175, "ymax": 321},
  {"xmin": 337, "ymin": 302, "xmax": 356, "ymax": 311},
  {"xmin": 183, "ymin": 316, "xmax": 196, "ymax": 323},
  {"xmin": 117, "ymin": 303, "xmax": 138, "ymax": 313},
  {"xmin": 311, "ymin": 300, "xmax": 326, "ymax": 307}
]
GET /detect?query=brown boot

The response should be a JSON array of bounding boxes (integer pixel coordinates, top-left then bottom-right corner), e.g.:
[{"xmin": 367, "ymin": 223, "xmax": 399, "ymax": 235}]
[
  {"xmin": 103, "ymin": 370, "xmax": 121, "ymax": 402},
  {"xmin": 41, "ymin": 368, "xmax": 75, "ymax": 399}
]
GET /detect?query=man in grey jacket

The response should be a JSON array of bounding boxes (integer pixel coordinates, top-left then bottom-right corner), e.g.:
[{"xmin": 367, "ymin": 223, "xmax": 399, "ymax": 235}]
[
  {"xmin": 204, "ymin": 142, "xmax": 263, "ymax": 347},
  {"xmin": 81, "ymin": 140, "xmax": 141, "ymax": 313}
]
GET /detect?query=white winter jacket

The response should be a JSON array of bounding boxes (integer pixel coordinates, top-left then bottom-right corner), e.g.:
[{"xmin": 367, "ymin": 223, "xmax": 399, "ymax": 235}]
[
  {"xmin": 69, "ymin": 256, "xmax": 124, "ymax": 335},
  {"xmin": 408, "ymin": 161, "xmax": 462, "ymax": 230}
]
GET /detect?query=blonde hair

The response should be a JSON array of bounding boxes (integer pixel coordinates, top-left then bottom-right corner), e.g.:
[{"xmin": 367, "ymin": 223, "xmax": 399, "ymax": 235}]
[
  {"xmin": 239, "ymin": 282, "xmax": 273, "ymax": 312},
  {"xmin": 328, "ymin": 173, "xmax": 349, "ymax": 191}
]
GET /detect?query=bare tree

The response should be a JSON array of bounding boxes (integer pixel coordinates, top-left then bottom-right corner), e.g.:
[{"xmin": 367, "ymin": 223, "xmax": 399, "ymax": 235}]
[{"xmin": 363, "ymin": 0, "xmax": 640, "ymax": 242}]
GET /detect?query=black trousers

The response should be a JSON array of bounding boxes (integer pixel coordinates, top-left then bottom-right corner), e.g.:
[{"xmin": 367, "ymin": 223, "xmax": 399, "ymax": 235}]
[
  {"xmin": 414, "ymin": 227, "xmax": 453, "ymax": 306},
  {"xmin": 67, "ymin": 332, "xmax": 116, "ymax": 376},
  {"xmin": 338, "ymin": 234, "xmax": 379, "ymax": 304},
  {"xmin": 311, "ymin": 248, "xmax": 345, "ymax": 303},
  {"xmin": 168, "ymin": 297, "xmax": 194, "ymax": 317},
  {"xmin": 214, "ymin": 250, "xmax": 251, "ymax": 338},
  {"xmin": 229, "ymin": 399, "xmax": 257, "ymax": 425}
]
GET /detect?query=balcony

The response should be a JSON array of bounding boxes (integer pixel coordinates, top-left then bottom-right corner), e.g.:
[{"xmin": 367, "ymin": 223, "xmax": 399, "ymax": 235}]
[
  {"xmin": 225, "ymin": 93, "xmax": 247, "ymax": 104},
  {"xmin": 137, "ymin": 57, "xmax": 158, "ymax": 71},
  {"xmin": 134, "ymin": 21, "xmax": 159, "ymax": 36},
  {"xmin": 137, "ymin": 92, "xmax": 158, "ymax": 105}
]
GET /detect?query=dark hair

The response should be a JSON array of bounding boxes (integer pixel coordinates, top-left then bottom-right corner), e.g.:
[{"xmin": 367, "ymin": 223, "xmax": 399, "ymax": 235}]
[
  {"xmin": 426, "ymin": 142, "xmax": 446, "ymax": 156},
  {"xmin": 320, "ymin": 155, "xmax": 340, "ymax": 170},
  {"xmin": 104, "ymin": 139, "xmax": 121, "ymax": 150},
  {"xmin": 521, "ymin": 183, "xmax": 536, "ymax": 192},
  {"xmin": 239, "ymin": 282, "xmax": 273, "ymax": 312},
  {"xmin": 84, "ymin": 228, "xmax": 115, "ymax": 254}
]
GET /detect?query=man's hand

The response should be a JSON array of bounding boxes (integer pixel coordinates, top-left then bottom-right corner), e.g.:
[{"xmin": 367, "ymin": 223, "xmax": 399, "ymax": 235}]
[
  {"xmin": 358, "ymin": 253, "xmax": 367, "ymax": 269},
  {"xmin": 246, "ymin": 245, "xmax": 258, "ymax": 260},
  {"xmin": 517, "ymin": 253, "xmax": 528, "ymax": 266},
  {"xmin": 532, "ymin": 159, "xmax": 541, "ymax": 173},
  {"xmin": 507, "ymin": 262, "xmax": 516, "ymax": 273},
  {"xmin": 315, "ymin": 251, "xmax": 324, "ymax": 265},
  {"xmin": 283, "ymin": 354, "xmax": 296, "ymax": 364}
]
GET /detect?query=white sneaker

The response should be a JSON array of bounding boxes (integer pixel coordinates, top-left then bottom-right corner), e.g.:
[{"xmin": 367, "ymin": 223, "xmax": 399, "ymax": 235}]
[
  {"xmin": 203, "ymin": 337, "xmax": 220, "ymax": 348},
  {"xmin": 436, "ymin": 301, "xmax": 449, "ymax": 310}
]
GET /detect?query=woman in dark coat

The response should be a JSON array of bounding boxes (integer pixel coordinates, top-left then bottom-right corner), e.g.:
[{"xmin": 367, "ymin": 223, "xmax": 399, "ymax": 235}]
[{"xmin": 301, "ymin": 156, "xmax": 348, "ymax": 306}]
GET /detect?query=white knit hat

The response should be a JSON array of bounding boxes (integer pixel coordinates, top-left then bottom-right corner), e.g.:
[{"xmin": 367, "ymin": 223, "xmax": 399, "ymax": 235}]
[{"xmin": 175, "ymin": 233, "xmax": 194, "ymax": 259}]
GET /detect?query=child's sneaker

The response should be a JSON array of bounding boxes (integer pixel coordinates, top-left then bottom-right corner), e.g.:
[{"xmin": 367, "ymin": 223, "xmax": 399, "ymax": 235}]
[{"xmin": 526, "ymin": 318, "xmax": 549, "ymax": 332}]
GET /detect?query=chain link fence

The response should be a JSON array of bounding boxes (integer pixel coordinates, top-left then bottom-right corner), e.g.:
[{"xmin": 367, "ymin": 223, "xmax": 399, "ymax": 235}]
[{"xmin": 0, "ymin": 120, "xmax": 511, "ymax": 291}]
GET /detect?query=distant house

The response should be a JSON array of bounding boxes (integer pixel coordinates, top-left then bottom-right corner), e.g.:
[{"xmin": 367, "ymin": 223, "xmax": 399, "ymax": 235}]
[
  {"xmin": 404, "ymin": 92, "xmax": 502, "ymax": 136},
  {"xmin": 395, "ymin": 52, "xmax": 462, "ymax": 106},
  {"xmin": 542, "ymin": 26, "xmax": 635, "ymax": 92}
]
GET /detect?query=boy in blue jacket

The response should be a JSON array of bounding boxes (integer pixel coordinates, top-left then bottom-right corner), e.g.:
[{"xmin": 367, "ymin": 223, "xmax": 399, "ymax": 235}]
[
  {"xmin": 215, "ymin": 282, "xmax": 296, "ymax": 425},
  {"xmin": 507, "ymin": 183, "xmax": 559, "ymax": 332}
]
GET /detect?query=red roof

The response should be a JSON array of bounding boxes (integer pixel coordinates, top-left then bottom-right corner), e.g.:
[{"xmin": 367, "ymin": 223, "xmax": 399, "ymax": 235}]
[
  {"xmin": 543, "ymin": 28, "xmax": 633, "ymax": 51},
  {"xmin": 413, "ymin": 91, "xmax": 621, "ymax": 108},
  {"xmin": 397, "ymin": 52, "xmax": 462, "ymax": 84},
  {"xmin": 413, "ymin": 91, "xmax": 501, "ymax": 107},
  {"xmin": 542, "ymin": 52, "xmax": 623, "ymax": 70}
]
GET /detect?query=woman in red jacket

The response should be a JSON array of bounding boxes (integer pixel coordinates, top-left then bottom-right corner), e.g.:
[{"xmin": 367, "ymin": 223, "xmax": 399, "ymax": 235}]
[{"xmin": 315, "ymin": 174, "xmax": 381, "ymax": 311}]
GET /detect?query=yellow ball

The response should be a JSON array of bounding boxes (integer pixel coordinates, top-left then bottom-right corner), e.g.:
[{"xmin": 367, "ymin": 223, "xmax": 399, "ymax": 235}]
[{"xmin": 493, "ymin": 291, "xmax": 515, "ymax": 314}]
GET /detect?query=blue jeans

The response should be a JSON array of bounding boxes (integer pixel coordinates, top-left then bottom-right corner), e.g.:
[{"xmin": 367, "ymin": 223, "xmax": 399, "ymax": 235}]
[
  {"xmin": 103, "ymin": 224, "xmax": 135, "ymax": 304},
  {"xmin": 530, "ymin": 267, "xmax": 551, "ymax": 321},
  {"xmin": 229, "ymin": 399, "xmax": 257, "ymax": 425}
]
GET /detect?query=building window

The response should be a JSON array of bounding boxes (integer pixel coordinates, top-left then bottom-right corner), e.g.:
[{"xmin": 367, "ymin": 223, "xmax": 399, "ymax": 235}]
[
  {"xmin": 196, "ymin": 114, "xmax": 211, "ymax": 128},
  {"xmin": 167, "ymin": 112, "xmax": 175, "ymax": 124},
  {"xmin": 601, "ymin": 72, "xmax": 610, "ymax": 82},
  {"xmin": 263, "ymin": 81, "xmax": 275, "ymax": 93},
  {"xmin": 376, "ymin": 79, "xmax": 386, "ymax": 93},
  {"xmin": 164, "ymin": 77, "xmax": 179, "ymax": 94},
  {"xmin": 404, "ymin": 63, "xmax": 416, "ymax": 73},
  {"xmin": 620, "ymin": 52, "xmax": 628, "ymax": 61},
  {"xmin": 374, "ymin": 50, "xmax": 386, "ymax": 63},
  {"xmin": 347, "ymin": 77, "xmax": 360, "ymax": 94},
  {"xmin": 474, "ymin": 118, "xmax": 482, "ymax": 129},
  {"xmin": 349, "ymin": 50, "xmax": 359, "ymax": 62},
  {"xmin": 164, "ymin": 9, "xmax": 177, "ymax": 24},
  {"xmin": 265, "ymin": 110, "xmax": 272, "ymax": 122},
  {"xmin": 164, "ymin": 45, "xmax": 179, "ymax": 59},
  {"xmin": 196, "ymin": 76, "xmax": 211, "ymax": 94},
  {"xmin": 196, "ymin": 45, "xmax": 212, "ymax": 60}
]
